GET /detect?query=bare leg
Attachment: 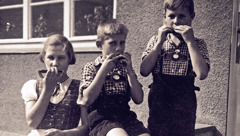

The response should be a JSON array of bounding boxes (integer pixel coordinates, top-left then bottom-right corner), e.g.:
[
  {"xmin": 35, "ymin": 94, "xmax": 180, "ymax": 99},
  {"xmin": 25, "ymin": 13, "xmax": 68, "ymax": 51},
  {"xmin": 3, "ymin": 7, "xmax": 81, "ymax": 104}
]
[
  {"xmin": 106, "ymin": 128, "xmax": 129, "ymax": 136},
  {"xmin": 138, "ymin": 133, "xmax": 151, "ymax": 136}
]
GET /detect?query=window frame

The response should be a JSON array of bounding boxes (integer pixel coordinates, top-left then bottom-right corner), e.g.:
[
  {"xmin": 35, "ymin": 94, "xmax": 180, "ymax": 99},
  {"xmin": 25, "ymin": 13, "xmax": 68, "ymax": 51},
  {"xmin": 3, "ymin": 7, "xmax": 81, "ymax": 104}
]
[
  {"xmin": 0, "ymin": 0, "xmax": 117, "ymax": 53},
  {"xmin": 227, "ymin": 0, "xmax": 240, "ymax": 136}
]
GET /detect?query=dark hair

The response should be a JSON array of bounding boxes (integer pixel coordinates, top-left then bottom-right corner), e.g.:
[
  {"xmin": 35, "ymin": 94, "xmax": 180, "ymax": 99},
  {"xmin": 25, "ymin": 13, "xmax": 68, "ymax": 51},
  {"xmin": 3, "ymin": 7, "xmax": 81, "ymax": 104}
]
[
  {"xmin": 96, "ymin": 19, "xmax": 128, "ymax": 48},
  {"xmin": 39, "ymin": 34, "xmax": 76, "ymax": 65},
  {"xmin": 164, "ymin": 0, "xmax": 195, "ymax": 16}
]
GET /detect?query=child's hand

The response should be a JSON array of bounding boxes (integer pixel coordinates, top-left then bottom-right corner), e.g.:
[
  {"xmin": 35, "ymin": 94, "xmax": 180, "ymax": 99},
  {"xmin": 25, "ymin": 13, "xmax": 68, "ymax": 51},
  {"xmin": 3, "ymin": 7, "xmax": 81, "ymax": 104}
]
[
  {"xmin": 157, "ymin": 25, "xmax": 174, "ymax": 44},
  {"xmin": 173, "ymin": 25, "xmax": 195, "ymax": 43},
  {"xmin": 43, "ymin": 67, "xmax": 62, "ymax": 93},
  {"xmin": 116, "ymin": 52, "xmax": 133, "ymax": 72},
  {"xmin": 101, "ymin": 53, "xmax": 120, "ymax": 73},
  {"xmin": 102, "ymin": 52, "xmax": 134, "ymax": 74},
  {"xmin": 44, "ymin": 128, "xmax": 64, "ymax": 136}
]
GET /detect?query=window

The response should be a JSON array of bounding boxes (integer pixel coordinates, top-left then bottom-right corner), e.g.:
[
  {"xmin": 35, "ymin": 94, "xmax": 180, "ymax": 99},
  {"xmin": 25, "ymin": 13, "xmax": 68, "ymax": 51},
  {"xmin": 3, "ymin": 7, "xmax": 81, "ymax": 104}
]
[
  {"xmin": 0, "ymin": 1, "xmax": 23, "ymax": 39},
  {"xmin": 0, "ymin": 0, "xmax": 116, "ymax": 53}
]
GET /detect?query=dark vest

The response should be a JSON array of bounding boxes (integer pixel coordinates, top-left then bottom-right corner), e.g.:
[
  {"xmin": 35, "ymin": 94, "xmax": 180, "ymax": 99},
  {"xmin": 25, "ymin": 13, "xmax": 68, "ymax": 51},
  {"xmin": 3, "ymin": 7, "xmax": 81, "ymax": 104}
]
[{"xmin": 36, "ymin": 79, "xmax": 81, "ymax": 130}]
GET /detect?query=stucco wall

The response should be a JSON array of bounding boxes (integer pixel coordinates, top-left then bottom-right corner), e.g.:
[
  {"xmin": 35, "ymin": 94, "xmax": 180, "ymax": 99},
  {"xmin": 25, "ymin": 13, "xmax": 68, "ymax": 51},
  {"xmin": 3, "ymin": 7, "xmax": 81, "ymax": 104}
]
[
  {"xmin": 0, "ymin": 0, "xmax": 232, "ymax": 136},
  {"xmin": 193, "ymin": 1, "xmax": 232, "ymax": 136}
]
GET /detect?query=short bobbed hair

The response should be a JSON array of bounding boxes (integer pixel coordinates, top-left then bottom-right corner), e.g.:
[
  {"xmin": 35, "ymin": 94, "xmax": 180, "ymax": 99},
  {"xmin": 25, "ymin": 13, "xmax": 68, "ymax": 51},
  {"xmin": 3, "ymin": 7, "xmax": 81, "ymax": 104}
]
[
  {"xmin": 39, "ymin": 34, "xmax": 76, "ymax": 65},
  {"xmin": 96, "ymin": 19, "xmax": 129, "ymax": 48},
  {"xmin": 164, "ymin": 0, "xmax": 195, "ymax": 16}
]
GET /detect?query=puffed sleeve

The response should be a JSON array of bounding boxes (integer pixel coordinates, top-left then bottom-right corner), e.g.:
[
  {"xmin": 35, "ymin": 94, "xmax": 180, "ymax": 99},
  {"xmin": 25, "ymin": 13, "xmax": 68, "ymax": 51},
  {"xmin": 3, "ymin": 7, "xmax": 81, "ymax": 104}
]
[{"xmin": 21, "ymin": 80, "xmax": 38, "ymax": 104}]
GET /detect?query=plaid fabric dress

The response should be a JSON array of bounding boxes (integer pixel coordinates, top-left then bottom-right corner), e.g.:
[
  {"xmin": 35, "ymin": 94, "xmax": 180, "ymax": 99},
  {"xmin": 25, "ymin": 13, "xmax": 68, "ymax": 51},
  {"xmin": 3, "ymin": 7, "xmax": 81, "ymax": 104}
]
[{"xmin": 142, "ymin": 35, "xmax": 210, "ymax": 136}]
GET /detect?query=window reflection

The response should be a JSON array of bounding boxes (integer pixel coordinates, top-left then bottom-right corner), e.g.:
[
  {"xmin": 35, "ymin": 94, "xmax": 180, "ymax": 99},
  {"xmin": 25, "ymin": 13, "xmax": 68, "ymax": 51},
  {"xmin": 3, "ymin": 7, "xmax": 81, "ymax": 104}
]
[
  {"xmin": 32, "ymin": 3, "xmax": 63, "ymax": 38},
  {"xmin": 74, "ymin": 0, "xmax": 113, "ymax": 36},
  {"xmin": 0, "ymin": 8, "xmax": 23, "ymax": 39},
  {"xmin": 0, "ymin": 0, "xmax": 22, "ymax": 6}
]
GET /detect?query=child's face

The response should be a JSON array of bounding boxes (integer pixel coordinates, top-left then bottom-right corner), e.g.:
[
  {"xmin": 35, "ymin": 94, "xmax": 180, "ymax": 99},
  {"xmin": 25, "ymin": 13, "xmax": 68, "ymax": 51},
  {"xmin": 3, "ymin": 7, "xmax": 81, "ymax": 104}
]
[
  {"xmin": 100, "ymin": 34, "xmax": 126, "ymax": 57},
  {"xmin": 164, "ymin": 6, "xmax": 194, "ymax": 28},
  {"xmin": 44, "ymin": 45, "xmax": 70, "ymax": 73}
]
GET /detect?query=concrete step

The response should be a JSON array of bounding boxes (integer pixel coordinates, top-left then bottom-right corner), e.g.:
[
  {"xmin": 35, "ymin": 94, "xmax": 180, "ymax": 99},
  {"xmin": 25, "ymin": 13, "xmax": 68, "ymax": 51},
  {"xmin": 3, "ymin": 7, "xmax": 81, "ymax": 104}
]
[
  {"xmin": 0, "ymin": 124, "xmax": 215, "ymax": 136},
  {"xmin": 195, "ymin": 124, "xmax": 215, "ymax": 136},
  {"xmin": 0, "ymin": 131, "xmax": 26, "ymax": 136}
]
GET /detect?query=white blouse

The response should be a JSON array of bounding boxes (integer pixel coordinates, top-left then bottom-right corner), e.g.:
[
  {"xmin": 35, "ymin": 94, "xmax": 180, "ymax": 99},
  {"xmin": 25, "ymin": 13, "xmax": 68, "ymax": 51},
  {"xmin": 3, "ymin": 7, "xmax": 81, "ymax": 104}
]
[{"xmin": 21, "ymin": 78, "xmax": 73, "ymax": 104}]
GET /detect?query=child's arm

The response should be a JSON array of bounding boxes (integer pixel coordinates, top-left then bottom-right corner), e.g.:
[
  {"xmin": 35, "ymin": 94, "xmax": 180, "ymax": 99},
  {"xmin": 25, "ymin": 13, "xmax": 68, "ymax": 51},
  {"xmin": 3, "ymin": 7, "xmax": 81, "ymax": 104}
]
[
  {"xmin": 25, "ymin": 92, "xmax": 51, "ymax": 129},
  {"xmin": 43, "ymin": 125, "xmax": 88, "ymax": 136},
  {"xmin": 80, "ymin": 54, "xmax": 118, "ymax": 106},
  {"xmin": 140, "ymin": 25, "xmax": 174, "ymax": 77},
  {"xmin": 127, "ymin": 68, "xmax": 144, "ymax": 104},
  {"xmin": 25, "ymin": 70, "xmax": 60, "ymax": 128},
  {"xmin": 43, "ymin": 121, "xmax": 89, "ymax": 136},
  {"xmin": 174, "ymin": 25, "xmax": 209, "ymax": 80},
  {"xmin": 120, "ymin": 52, "xmax": 144, "ymax": 104},
  {"xmin": 79, "ymin": 105, "xmax": 89, "ymax": 127}
]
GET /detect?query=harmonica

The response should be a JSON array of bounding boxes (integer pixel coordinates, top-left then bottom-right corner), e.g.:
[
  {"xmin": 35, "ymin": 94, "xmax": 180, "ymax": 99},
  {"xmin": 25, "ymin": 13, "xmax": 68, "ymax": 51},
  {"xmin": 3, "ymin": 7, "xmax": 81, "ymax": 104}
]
[{"xmin": 38, "ymin": 70, "xmax": 63, "ymax": 78}]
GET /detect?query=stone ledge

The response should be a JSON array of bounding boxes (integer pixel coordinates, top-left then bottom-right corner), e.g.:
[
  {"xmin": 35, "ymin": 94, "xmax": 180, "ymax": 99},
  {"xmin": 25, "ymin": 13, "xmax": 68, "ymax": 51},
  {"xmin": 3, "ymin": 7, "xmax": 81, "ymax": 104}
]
[
  {"xmin": 0, "ymin": 131, "xmax": 26, "ymax": 136},
  {"xmin": 195, "ymin": 124, "xmax": 215, "ymax": 135},
  {"xmin": 0, "ymin": 124, "xmax": 215, "ymax": 136}
]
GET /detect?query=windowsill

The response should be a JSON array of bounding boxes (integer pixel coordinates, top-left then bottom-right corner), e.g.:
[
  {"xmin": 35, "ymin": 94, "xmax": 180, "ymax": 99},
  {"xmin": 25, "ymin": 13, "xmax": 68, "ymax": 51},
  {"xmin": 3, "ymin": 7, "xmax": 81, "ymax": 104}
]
[
  {"xmin": 0, "ymin": 43, "xmax": 100, "ymax": 53},
  {"xmin": 0, "ymin": 36, "xmax": 100, "ymax": 53}
]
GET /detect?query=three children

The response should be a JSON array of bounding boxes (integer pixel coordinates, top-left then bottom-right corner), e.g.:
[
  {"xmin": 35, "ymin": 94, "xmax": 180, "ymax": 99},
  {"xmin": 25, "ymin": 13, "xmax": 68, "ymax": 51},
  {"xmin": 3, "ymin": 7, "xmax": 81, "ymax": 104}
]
[{"xmin": 22, "ymin": 0, "xmax": 210, "ymax": 135}]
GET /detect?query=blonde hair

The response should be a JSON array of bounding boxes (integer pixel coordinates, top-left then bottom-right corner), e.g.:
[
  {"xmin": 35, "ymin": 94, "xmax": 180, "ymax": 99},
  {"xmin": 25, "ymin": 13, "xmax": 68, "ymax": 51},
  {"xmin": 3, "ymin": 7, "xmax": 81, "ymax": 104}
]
[
  {"xmin": 39, "ymin": 34, "xmax": 76, "ymax": 65},
  {"xmin": 96, "ymin": 19, "xmax": 128, "ymax": 48},
  {"xmin": 164, "ymin": 0, "xmax": 195, "ymax": 16}
]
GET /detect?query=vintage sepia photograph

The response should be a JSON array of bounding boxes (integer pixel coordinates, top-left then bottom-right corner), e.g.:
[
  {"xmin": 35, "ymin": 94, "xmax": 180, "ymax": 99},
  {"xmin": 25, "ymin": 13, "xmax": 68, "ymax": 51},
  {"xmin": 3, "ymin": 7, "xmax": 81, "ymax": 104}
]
[{"xmin": 0, "ymin": 0, "xmax": 237, "ymax": 136}]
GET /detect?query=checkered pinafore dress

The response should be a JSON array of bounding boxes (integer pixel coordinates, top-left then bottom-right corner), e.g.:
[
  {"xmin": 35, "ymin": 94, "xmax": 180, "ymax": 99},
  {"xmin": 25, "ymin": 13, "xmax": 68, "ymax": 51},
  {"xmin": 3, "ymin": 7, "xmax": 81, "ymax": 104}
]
[{"xmin": 36, "ymin": 79, "xmax": 81, "ymax": 130}]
